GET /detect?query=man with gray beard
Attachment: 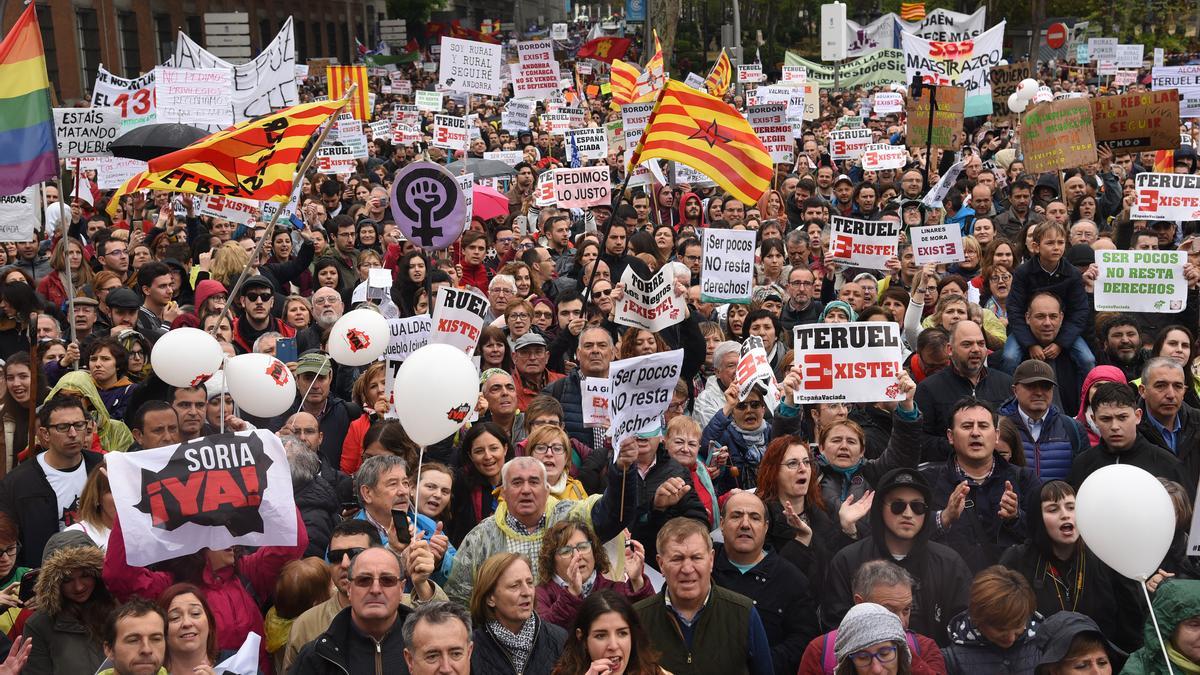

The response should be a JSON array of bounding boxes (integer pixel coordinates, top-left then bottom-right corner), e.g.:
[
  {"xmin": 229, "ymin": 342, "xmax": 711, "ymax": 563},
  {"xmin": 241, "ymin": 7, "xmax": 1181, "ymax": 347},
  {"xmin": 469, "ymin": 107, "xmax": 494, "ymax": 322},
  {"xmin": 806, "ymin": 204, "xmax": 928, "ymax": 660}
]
[{"xmin": 297, "ymin": 286, "xmax": 345, "ymax": 353}]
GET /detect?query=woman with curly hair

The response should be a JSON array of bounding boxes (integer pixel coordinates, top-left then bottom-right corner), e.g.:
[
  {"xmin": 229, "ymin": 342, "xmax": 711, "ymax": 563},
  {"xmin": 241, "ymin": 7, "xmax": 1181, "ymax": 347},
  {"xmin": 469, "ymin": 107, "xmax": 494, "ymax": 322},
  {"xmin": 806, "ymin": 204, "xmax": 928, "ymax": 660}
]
[{"xmin": 536, "ymin": 522, "xmax": 652, "ymax": 630}]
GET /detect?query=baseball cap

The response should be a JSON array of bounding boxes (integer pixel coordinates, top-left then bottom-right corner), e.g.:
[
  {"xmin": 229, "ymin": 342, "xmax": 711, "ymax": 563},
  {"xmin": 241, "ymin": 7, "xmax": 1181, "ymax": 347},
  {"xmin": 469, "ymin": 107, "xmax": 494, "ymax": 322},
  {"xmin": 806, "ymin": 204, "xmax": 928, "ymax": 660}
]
[
  {"xmin": 834, "ymin": 174, "xmax": 854, "ymax": 187},
  {"xmin": 106, "ymin": 288, "xmax": 141, "ymax": 309},
  {"xmin": 511, "ymin": 333, "xmax": 548, "ymax": 351},
  {"xmin": 295, "ymin": 351, "xmax": 333, "ymax": 377},
  {"xmin": 242, "ymin": 275, "xmax": 275, "ymax": 293},
  {"xmin": 1013, "ymin": 359, "xmax": 1057, "ymax": 386}
]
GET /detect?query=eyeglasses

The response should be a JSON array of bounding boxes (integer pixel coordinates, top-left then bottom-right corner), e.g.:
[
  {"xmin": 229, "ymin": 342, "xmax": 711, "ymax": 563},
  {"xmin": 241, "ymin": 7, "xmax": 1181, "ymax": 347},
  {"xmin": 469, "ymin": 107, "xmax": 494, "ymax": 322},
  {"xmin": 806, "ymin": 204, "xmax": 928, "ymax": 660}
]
[
  {"xmin": 782, "ymin": 458, "xmax": 813, "ymax": 471},
  {"xmin": 530, "ymin": 419, "xmax": 562, "ymax": 429},
  {"xmin": 0, "ymin": 544, "xmax": 20, "ymax": 559},
  {"xmin": 735, "ymin": 400, "xmax": 765, "ymax": 411},
  {"xmin": 532, "ymin": 443, "xmax": 567, "ymax": 456},
  {"xmin": 850, "ymin": 645, "xmax": 898, "ymax": 667},
  {"xmin": 990, "ymin": 273, "xmax": 1012, "ymax": 282},
  {"xmin": 592, "ymin": 288, "xmax": 612, "ymax": 297},
  {"xmin": 327, "ymin": 547, "xmax": 365, "ymax": 562},
  {"xmin": 788, "ymin": 279, "xmax": 814, "ymax": 287},
  {"xmin": 47, "ymin": 421, "xmax": 91, "ymax": 434},
  {"xmin": 683, "ymin": 254, "xmax": 702, "ymax": 262},
  {"xmin": 105, "ymin": 248, "xmax": 128, "ymax": 257},
  {"xmin": 491, "ymin": 288, "xmax": 514, "ymax": 296},
  {"xmin": 555, "ymin": 541, "xmax": 592, "ymax": 557},
  {"xmin": 508, "ymin": 312, "xmax": 530, "ymax": 321},
  {"xmin": 496, "ymin": 237, "xmax": 515, "ymax": 244},
  {"xmin": 245, "ymin": 292, "xmax": 272, "ymax": 303},
  {"xmin": 533, "ymin": 310, "xmax": 553, "ymax": 319},
  {"xmin": 351, "ymin": 574, "xmax": 402, "ymax": 588},
  {"xmin": 888, "ymin": 500, "xmax": 928, "ymax": 516}
]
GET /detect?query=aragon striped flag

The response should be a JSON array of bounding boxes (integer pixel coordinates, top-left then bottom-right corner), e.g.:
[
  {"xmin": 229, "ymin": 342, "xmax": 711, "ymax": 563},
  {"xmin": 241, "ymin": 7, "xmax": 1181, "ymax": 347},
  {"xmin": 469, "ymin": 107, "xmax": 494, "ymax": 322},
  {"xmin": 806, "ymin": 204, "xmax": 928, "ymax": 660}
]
[
  {"xmin": 328, "ymin": 65, "xmax": 370, "ymax": 120},
  {"xmin": 629, "ymin": 80, "xmax": 772, "ymax": 205},
  {"xmin": 900, "ymin": 2, "xmax": 926, "ymax": 21},
  {"xmin": 705, "ymin": 49, "xmax": 732, "ymax": 98},
  {"xmin": 610, "ymin": 59, "xmax": 641, "ymax": 106},
  {"xmin": 106, "ymin": 99, "xmax": 346, "ymax": 217},
  {"xmin": 644, "ymin": 30, "xmax": 665, "ymax": 89}
]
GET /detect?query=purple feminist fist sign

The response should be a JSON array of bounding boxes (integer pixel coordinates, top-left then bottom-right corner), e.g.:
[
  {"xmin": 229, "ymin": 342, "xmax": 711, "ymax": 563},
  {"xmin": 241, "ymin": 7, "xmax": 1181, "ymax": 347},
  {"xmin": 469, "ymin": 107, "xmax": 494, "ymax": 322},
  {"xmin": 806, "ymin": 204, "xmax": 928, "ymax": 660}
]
[{"xmin": 389, "ymin": 161, "xmax": 467, "ymax": 250}]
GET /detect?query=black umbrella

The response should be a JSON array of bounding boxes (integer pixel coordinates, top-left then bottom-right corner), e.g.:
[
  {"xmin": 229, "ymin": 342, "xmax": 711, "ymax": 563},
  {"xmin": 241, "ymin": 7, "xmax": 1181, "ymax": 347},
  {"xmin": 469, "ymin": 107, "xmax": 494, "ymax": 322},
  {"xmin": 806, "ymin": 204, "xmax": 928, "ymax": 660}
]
[
  {"xmin": 109, "ymin": 123, "xmax": 211, "ymax": 161},
  {"xmin": 444, "ymin": 158, "xmax": 516, "ymax": 179}
]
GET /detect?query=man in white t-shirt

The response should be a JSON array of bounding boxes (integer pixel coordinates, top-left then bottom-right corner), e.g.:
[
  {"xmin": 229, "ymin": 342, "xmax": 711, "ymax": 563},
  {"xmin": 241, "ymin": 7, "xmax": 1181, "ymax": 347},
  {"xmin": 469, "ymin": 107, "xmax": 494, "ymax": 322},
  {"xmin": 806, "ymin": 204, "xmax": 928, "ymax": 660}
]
[{"xmin": 0, "ymin": 395, "xmax": 103, "ymax": 566}]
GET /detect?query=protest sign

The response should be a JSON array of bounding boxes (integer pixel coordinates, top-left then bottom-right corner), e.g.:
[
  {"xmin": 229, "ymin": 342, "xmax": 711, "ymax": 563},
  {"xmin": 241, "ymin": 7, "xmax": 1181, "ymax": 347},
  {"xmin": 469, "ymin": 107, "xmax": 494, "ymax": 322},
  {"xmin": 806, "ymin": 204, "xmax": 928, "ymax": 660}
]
[
  {"xmin": 672, "ymin": 162, "xmax": 716, "ymax": 188},
  {"xmin": 746, "ymin": 104, "xmax": 793, "ymax": 164},
  {"xmin": 781, "ymin": 65, "xmax": 807, "ymax": 85},
  {"xmin": 368, "ymin": 120, "xmax": 391, "ymax": 140},
  {"xmin": 316, "ymin": 143, "xmax": 357, "ymax": 174},
  {"xmin": 784, "ymin": 49, "xmax": 905, "ymax": 89},
  {"xmin": 829, "ymin": 216, "xmax": 900, "ymax": 269},
  {"xmin": 1113, "ymin": 71, "xmax": 1138, "ymax": 87},
  {"xmin": 1090, "ymin": 90, "xmax": 1181, "ymax": 153},
  {"xmin": 173, "ymin": 18, "xmax": 298, "ymax": 123},
  {"xmin": 911, "ymin": 222, "xmax": 966, "ymax": 264},
  {"xmin": 438, "ymin": 37, "xmax": 502, "ymax": 96},
  {"xmin": 906, "ymin": 85, "xmax": 965, "ymax": 148},
  {"xmin": 873, "ymin": 92, "xmax": 904, "ymax": 114},
  {"xmin": 53, "ymin": 107, "xmax": 122, "ymax": 158},
  {"xmin": 1115, "ymin": 44, "xmax": 1144, "ymax": 68},
  {"xmin": 200, "ymin": 195, "xmax": 259, "ymax": 225},
  {"xmin": 615, "ymin": 265, "xmax": 687, "ymax": 332},
  {"xmin": 561, "ymin": 107, "xmax": 586, "ymax": 128},
  {"xmin": 922, "ymin": 159, "xmax": 967, "ymax": 208},
  {"xmin": 1097, "ymin": 60, "xmax": 1118, "ymax": 76},
  {"xmin": 1088, "ymin": 38, "xmax": 1118, "ymax": 62},
  {"xmin": 790, "ymin": 323, "xmax": 905, "ymax": 404},
  {"xmin": 582, "ymin": 377, "xmax": 612, "ymax": 427},
  {"xmin": 903, "ymin": 22, "xmax": 1005, "ymax": 117},
  {"xmin": 566, "ymin": 127, "xmax": 608, "ymax": 160},
  {"xmin": 106, "ymin": 430, "xmax": 298, "ymax": 567},
  {"xmin": 501, "ymin": 98, "xmax": 534, "ymax": 130},
  {"xmin": 383, "ymin": 314, "xmax": 432, "ymax": 418},
  {"xmin": 0, "ymin": 187, "xmax": 39, "ymax": 243},
  {"xmin": 551, "ymin": 23, "xmax": 568, "ymax": 40},
  {"xmin": 430, "ymin": 286, "xmax": 489, "ymax": 356},
  {"xmin": 1131, "ymin": 173, "xmax": 1200, "ymax": 221},
  {"xmin": 93, "ymin": 157, "xmax": 147, "ymax": 190},
  {"xmin": 607, "ymin": 349, "xmax": 685, "ymax": 448},
  {"xmin": 621, "ymin": 102, "xmax": 658, "ymax": 187},
  {"xmin": 543, "ymin": 113, "xmax": 572, "ymax": 135},
  {"xmin": 860, "ymin": 144, "xmax": 908, "ymax": 171},
  {"xmin": 415, "ymin": 90, "xmax": 444, "ymax": 112},
  {"xmin": 91, "ymin": 66, "xmax": 156, "ymax": 128},
  {"xmin": 553, "ymin": 166, "xmax": 610, "ymax": 208},
  {"xmin": 829, "ymin": 128, "xmax": 872, "ymax": 161},
  {"xmin": 1019, "ymin": 98, "xmax": 1098, "ymax": 174},
  {"xmin": 484, "ymin": 150, "xmax": 525, "ymax": 166},
  {"xmin": 1094, "ymin": 250, "xmax": 1186, "ymax": 312},
  {"xmin": 1155, "ymin": 48, "xmax": 1165, "ymax": 68},
  {"xmin": 393, "ymin": 104, "xmax": 420, "ymax": 127},
  {"xmin": 990, "ymin": 62, "xmax": 1031, "ymax": 119},
  {"xmin": 605, "ymin": 120, "xmax": 624, "ymax": 152},
  {"xmin": 433, "ymin": 115, "xmax": 468, "ymax": 151},
  {"xmin": 457, "ymin": 173, "xmax": 474, "ymax": 221},
  {"xmin": 514, "ymin": 40, "xmax": 561, "ymax": 99},
  {"xmin": 1152, "ymin": 66, "xmax": 1200, "ymax": 118},
  {"xmin": 392, "ymin": 124, "xmax": 421, "ymax": 146},
  {"xmin": 155, "ymin": 67, "xmax": 234, "ymax": 128},
  {"xmin": 684, "ymin": 72, "xmax": 707, "ymax": 90},
  {"xmin": 738, "ymin": 64, "xmax": 765, "ymax": 83},
  {"xmin": 898, "ymin": 6, "xmax": 987, "ymax": 41},
  {"xmin": 533, "ymin": 170, "xmax": 557, "ymax": 208},
  {"xmin": 736, "ymin": 336, "xmax": 781, "ymax": 412}
]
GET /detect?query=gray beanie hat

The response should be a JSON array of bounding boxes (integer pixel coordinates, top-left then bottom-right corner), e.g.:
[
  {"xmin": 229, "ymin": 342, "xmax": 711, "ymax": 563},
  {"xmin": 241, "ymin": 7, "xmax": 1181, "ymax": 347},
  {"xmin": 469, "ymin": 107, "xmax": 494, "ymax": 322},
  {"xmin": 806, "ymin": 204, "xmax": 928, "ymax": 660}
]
[{"xmin": 834, "ymin": 603, "xmax": 911, "ymax": 667}]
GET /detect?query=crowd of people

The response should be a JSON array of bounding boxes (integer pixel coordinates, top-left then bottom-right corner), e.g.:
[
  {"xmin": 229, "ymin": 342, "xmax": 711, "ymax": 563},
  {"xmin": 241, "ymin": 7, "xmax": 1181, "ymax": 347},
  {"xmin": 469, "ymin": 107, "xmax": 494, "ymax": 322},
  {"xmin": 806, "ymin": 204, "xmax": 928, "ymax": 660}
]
[{"xmin": 0, "ymin": 14, "xmax": 1199, "ymax": 675}]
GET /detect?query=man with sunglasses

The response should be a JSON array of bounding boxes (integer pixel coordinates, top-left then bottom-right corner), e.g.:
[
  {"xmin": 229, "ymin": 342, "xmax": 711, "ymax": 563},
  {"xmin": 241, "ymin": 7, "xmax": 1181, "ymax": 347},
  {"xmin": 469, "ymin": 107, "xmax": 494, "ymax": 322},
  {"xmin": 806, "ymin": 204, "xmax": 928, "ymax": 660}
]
[
  {"xmin": 230, "ymin": 275, "xmax": 295, "ymax": 355},
  {"xmin": 824, "ymin": 467, "xmax": 972, "ymax": 646}
]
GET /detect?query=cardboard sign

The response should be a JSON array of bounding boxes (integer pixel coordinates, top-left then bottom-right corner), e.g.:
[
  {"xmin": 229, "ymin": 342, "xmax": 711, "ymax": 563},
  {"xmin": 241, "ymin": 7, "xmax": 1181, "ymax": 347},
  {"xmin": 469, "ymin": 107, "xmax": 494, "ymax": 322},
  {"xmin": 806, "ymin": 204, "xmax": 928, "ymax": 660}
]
[
  {"xmin": 1020, "ymin": 98, "xmax": 1098, "ymax": 174},
  {"xmin": 438, "ymin": 37, "xmax": 503, "ymax": 95},
  {"xmin": 566, "ymin": 127, "xmax": 608, "ymax": 160},
  {"xmin": 1131, "ymin": 173, "xmax": 1200, "ymax": 221},
  {"xmin": 738, "ymin": 64, "xmax": 765, "ymax": 83},
  {"xmin": 990, "ymin": 63, "xmax": 1032, "ymax": 119},
  {"xmin": 911, "ymin": 222, "xmax": 966, "ymax": 264},
  {"xmin": 415, "ymin": 90, "xmax": 444, "ymax": 111},
  {"xmin": 607, "ymin": 349, "xmax": 685, "ymax": 448},
  {"xmin": 582, "ymin": 377, "xmax": 612, "ymax": 428},
  {"xmin": 53, "ymin": 107, "xmax": 122, "ymax": 157},
  {"xmin": 829, "ymin": 128, "xmax": 872, "ymax": 160},
  {"xmin": 0, "ymin": 186, "xmax": 39, "ymax": 243},
  {"xmin": 906, "ymin": 85, "xmax": 965, "ymax": 149},
  {"xmin": 1095, "ymin": 250, "xmax": 1186, "ymax": 313},
  {"xmin": 433, "ymin": 114, "xmax": 468, "ymax": 151},
  {"xmin": 553, "ymin": 166, "xmax": 610, "ymax": 208},
  {"xmin": 1090, "ymin": 90, "xmax": 1182, "ymax": 153},
  {"xmin": 829, "ymin": 216, "xmax": 900, "ymax": 269},
  {"xmin": 860, "ymin": 143, "xmax": 908, "ymax": 171},
  {"xmin": 430, "ymin": 286, "xmax": 490, "ymax": 355},
  {"xmin": 615, "ymin": 265, "xmax": 687, "ymax": 332},
  {"xmin": 107, "ymin": 431, "xmax": 298, "ymax": 567},
  {"xmin": 873, "ymin": 92, "xmax": 904, "ymax": 114},
  {"xmin": 790, "ymin": 323, "xmax": 905, "ymax": 404},
  {"xmin": 747, "ymin": 103, "xmax": 793, "ymax": 164},
  {"xmin": 1114, "ymin": 44, "xmax": 1144, "ymax": 69}
]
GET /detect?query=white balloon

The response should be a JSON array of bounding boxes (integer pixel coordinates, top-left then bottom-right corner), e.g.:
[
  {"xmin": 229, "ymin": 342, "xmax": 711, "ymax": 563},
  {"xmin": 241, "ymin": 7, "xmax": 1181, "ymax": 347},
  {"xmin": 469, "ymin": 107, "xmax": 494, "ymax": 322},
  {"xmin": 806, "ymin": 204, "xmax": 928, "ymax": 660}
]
[
  {"xmin": 151, "ymin": 327, "xmax": 224, "ymax": 388},
  {"xmin": 327, "ymin": 309, "xmax": 389, "ymax": 366},
  {"xmin": 998, "ymin": 59, "xmax": 1009, "ymax": 66},
  {"xmin": 1075, "ymin": 464, "xmax": 1176, "ymax": 580},
  {"xmin": 1008, "ymin": 92, "xmax": 1029, "ymax": 114},
  {"xmin": 224, "ymin": 353, "xmax": 297, "ymax": 418},
  {"xmin": 1016, "ymin": 78, "xmax": 1040, "ymax": 100},
  {"xmin": 393, "ymin": 344, "xmax": 480, "ymax": 446}
]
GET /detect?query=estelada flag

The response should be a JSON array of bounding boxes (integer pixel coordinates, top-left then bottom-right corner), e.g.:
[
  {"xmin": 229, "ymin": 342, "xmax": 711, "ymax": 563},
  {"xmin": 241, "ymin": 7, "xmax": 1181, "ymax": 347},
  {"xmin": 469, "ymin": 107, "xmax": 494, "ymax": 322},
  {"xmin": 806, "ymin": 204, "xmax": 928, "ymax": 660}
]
[
  {"xmin": 107, "ymin": 99, "xmax": 345, "ymax": 217},
  {"xmin": 577, "ymin": 37, "xmax": 631, "ymax": 63},
  {"xmin": 900, "ymin": 2, "xmax": 926, "ymax": 21},
  {"xmin": 630, "ymin": 80, "xmax": 772, "ymax": 205},
  {"xmin": 328, "ymin": 65, "xmax": 369, "ymax": 120},
  {"xmin": 705, "ymin": 49, "xmax": 732, "ymax": 98},
  {"xmin": 610, "ymin": 59, "xmax": 641, "ymax": 106}
]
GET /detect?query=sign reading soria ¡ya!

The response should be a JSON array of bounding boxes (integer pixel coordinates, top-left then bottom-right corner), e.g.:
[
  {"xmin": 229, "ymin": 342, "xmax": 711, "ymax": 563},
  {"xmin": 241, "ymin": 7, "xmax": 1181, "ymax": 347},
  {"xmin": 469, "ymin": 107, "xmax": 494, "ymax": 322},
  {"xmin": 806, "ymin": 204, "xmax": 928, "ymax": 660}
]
[
  {"xmin": 1089, "ymin": 89, "xmax": 1182, "ymax": 153},
  {"xmin": 1131, "ymin": 173, "xmax": 1200, "ymax": 221},
  {"xmin": 1019, "ymin": 98, "xmax": 1098, "ymax": 174},
  {"xmin": 1095, "ymin": 250, "xmax": 1187, "ymax": 312},
  {"xmin": 791, "ymin": 322, "xmax": 906, "ymax": 404}
]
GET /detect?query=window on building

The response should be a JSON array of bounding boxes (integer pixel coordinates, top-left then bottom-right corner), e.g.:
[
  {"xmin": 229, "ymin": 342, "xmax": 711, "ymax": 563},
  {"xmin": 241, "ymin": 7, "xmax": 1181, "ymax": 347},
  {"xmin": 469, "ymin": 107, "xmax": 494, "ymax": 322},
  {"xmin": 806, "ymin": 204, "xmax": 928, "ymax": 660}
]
[
  {"xmin": 76, "ymin": 8, "xmax": 101, "ymax": 95},
  {"xmin": 35, "ymin": 4, "xmax": 60, "ymax": 101},
  {"xmin": 155, "ymin": 14, "xmax": 174, "ymax": 63},
  {"xmin": 327, "ymin": 22, "xmax": 338, "ymax": 61},
  {"xmin": 312, "ymin": 22, "xmax": 323, "ymax": 57},
  {"xmin": 117, "ymin": 12, "xmax": 139, "ymax": 78},
  {"xmin": 186, "ymin": 16, "xmax": 203, "ymax": 46},
  {"xmin": 296, "ymin": 19, "xmax": 308, "ymax": 61}
]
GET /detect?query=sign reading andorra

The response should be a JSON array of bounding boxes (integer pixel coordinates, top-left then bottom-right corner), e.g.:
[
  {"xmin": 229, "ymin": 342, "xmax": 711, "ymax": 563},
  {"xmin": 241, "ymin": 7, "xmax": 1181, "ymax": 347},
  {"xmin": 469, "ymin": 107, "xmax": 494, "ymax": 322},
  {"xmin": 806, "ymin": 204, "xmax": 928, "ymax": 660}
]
[{"xmin": 389, "ymin": 161, "xmax": 467, "ymax": 250}]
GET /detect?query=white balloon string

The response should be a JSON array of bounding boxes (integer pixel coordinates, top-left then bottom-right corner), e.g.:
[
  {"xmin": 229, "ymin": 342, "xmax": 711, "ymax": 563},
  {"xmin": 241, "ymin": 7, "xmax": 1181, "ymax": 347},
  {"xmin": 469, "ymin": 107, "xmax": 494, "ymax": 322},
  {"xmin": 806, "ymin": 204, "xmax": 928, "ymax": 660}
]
[
  {"xmin": 218, "ymin": 355, "xmax": 228, "ymax": 434},
  {"xmin": 412, "ymin": 445, "xmax": 426, "ymax": 528},
  {"xmin": 1141, "ymin": 578, "xmax": 1176, "ymax": 675},
  {"xmin": 296, "ymin": 355, "xmax": 332, "ymax": 413},
  {"xmin": 219, "ymin": 385, "xmax": 225, "ymax": 434}
]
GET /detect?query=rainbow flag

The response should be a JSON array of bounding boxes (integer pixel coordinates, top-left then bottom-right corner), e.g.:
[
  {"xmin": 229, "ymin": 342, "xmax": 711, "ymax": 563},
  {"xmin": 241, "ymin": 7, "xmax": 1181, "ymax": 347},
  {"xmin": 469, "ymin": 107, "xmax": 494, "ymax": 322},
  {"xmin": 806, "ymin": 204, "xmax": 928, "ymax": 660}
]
[{"xmin": 0, "ymin": 4, "xmax": 58, "ymax": 196}]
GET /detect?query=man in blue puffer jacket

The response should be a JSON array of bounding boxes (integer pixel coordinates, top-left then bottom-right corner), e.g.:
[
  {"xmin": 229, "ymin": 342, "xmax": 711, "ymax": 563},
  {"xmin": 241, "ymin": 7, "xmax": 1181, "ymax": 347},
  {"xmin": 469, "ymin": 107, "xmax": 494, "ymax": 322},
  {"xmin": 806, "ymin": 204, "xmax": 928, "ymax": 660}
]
[{"xmin": 998, "ymin": 359, "xmax": 1086, "ymax": 481}]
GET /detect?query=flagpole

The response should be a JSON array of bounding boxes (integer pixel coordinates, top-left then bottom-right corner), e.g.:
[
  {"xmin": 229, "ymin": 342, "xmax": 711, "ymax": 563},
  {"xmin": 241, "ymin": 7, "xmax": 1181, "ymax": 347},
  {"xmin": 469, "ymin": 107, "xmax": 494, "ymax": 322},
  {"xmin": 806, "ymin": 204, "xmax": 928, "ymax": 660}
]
[{"xmin": 212, "ymin": 85, "xmax": 358, "ymax": 335}]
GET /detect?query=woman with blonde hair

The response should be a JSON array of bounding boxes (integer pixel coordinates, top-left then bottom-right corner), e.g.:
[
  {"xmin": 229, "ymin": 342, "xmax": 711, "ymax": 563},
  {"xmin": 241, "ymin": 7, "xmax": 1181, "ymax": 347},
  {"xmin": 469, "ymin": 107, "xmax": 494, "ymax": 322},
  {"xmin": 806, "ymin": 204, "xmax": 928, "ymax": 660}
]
[
  {"xmin": 64, "ymin": 466, "xmax": 115, "ymax": 549},
  {"xmin": 37, "ymin": 238, "xmax": 92, "ymax": 308},
  {"xmin": 470, "ymin": 553, "xmax": 567, "ymax": 674},
  {"xmin": 207, "ymin": 241, "xmax": 250, "ymax": 288},
  {"xmin": 526, "ymin": 425, "xmax": 587, "ymax": 501}
]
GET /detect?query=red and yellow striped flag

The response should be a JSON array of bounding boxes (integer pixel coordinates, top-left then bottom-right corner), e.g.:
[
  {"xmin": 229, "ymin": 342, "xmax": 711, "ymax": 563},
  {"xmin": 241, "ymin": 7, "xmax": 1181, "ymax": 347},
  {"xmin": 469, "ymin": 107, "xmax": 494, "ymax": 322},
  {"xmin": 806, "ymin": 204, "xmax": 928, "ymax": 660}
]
[
  {"xmin": 630, "ymin": 80, "xmax": 772, "ymax": 205},
  {"xmin": 328, "ymin": 65, "xmax": 369, "ymax": 120},
  {"xmin": 106, "ymin": 99, "xmax": 346, "ymax": 216},
  {"xmin": 900, "ymin": 2, "xmax": 926, "ymax": 21},
  {"xmin": 705, "ymin": 49, "xmax": 732, "ymax": 98},
  {"xmin": 1154, "ymin": 150, "xmax": 1175, "ymax": 173},
  {"xmin": 645, "ymin": 30, "xmax": 664, "ymax": 86},
  {"xmin": 610, "ymin": 59, "xmax": 641, "ymax": 106}
]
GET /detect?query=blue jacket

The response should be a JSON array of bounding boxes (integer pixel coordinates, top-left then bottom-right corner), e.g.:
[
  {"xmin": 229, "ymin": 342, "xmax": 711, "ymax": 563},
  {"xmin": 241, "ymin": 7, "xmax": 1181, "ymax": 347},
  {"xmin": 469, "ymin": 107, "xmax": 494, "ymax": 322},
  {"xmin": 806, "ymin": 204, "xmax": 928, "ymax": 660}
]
[
  {"xmin": 1006, "ymin": 257, "xmax": 1090, "ymax": 351},
  {"xmin": 702, "ymin": 409, "xmax": 772, "ymax": 493},
  {"xmin": 998, "ymin": 399, "xmax": 1086, "ymax": 481},
  {"xmin": 352, "ymin": 510, "xmax": 455, "ymax": 586}
]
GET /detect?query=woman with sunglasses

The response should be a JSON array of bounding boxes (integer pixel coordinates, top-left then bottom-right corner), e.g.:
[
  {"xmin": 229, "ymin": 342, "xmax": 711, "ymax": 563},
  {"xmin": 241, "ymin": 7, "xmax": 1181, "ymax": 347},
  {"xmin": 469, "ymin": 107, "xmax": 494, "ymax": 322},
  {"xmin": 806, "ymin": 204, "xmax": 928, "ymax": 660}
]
[
  {"xmin": 470, "ymin": 553, "xmax": 567, "ymax": 675},
  {"xmin": 702, "ymin": 382, "xmax": 774, "ymax": 492},
  {"xmin": 535, "ymin": 522, "xmax": 652, "ymax": 630}
]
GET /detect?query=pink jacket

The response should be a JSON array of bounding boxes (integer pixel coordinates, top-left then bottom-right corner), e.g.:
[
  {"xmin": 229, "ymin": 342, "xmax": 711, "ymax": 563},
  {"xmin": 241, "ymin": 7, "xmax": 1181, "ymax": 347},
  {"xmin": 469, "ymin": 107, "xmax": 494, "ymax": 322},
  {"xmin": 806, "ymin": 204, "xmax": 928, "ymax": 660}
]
[{"xmin": 535, "ymin": 573, "xmax": 655, "ymax": 628}]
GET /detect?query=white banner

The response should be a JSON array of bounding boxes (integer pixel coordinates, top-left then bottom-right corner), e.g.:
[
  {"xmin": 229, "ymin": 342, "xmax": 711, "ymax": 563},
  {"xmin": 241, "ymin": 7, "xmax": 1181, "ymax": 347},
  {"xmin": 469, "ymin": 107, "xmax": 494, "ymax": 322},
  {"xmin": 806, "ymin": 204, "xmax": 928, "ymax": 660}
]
[
  {"xmin": 898, "ymin": 7, "xmax": 987, "ymax": 41},
  {"xmin": 484, "ymin": 150, "xmax": 525, "ymax": 166},
  {"xmin": 53, "ymin": 107, "xmax": 122, "ymax": 158},
  {"xmin": 439, "ymin": 37, "xmax": 503, "ymax": 96},
  {"xmin": 433, "ymin": 115, "xmax": 468, "ymax": 151},
  {"xmin": 316, "ymin": 144, "xmax": 357, "ymax": 174},
  {"xmin": 1131, "ymin": 173, "xmax": 1200, "ymax": 220},
  {"xmin": 608, "ymin": 349, "xmax": 685, "ymax": 448},
  {"xmin": 737, "ymin": 64, "xmax": 765, "ymax": 83},
  {"xmin": 0, "ymin": 187, "xmax": 39, "ymax": 243},
  {"xmin": 791, "ymin": 323, "xmax": 905, "ymax": 404},
  {"xmin": 700, "ymin": 227, "xmax": 756, "ymax": 304},
  {"xmin": 829, "ymin": 216, "xmax": 901, "ymax": 269},
  {"xmin": 155, "ymin": 67, "xmax": 234, "ymax": 128},
  {"xmin": 384, "ymin": 315, "xmax": 432, "ymax": 418},
  {"xmin": 911, "ymin": 222, "xmax": 966, "ymax": 264},
  {"xmin": 514, "ymin": 41, "xmax": 561, "ymax": 99},
  {"xmin": 860, "ymin": 143, "xmax": 907, "ymax": 171},
  {"xmin": 844, "ymin": 14, "xmax": 896, "ymax": 58},
  {"xmin": 747, "ymin": 103, "xmax": 794, "ymax": 164},
  {"xmin": 107, "ymin": 430, "xmax": 298, "ymax": 567},
  {"xmin": 430, "ymin": 286, "xmax": 490, "ymax": 356},
  {"xmin": 1152, "ymin": 66, "xmax": 1200, "ymax": 118},
  {"xmin": 829, "ymin": 128, "xmax": 872, "ymax": 160},
  {"xmin": 502, "ymin": 98, "xmax": 535, "ymax": 130},
  {"xmin": 903, "ymin": 21, "xmax": 1005, "ymax": 117},
  {"xmin": 553, "ymin": 166, "xmax": 610, "ymax": 208},
  {"xmin": 416, "ymin": 90, "xmax": 444, "ymax": 111},
  {"xmin": 91, "ymin": 66, "xmax": 156, "ymax": 128},
  {"xmin": 93, "ymin": 157, "xmax": 148, "ymax": 190},
  {"xmin": 566, "ymin": 127, "xmax": 608, "ymax": 160},
  {"xmin": 173, "ymin": 18, "xmax": 298, "ymax": 124},
  {"xmin": 615, "ymin": 265, "xmax": 687, "ymax": 332},
  {"xmin": 1095, "ymin": 250, "xmax": 1187, "ymax": 313}
]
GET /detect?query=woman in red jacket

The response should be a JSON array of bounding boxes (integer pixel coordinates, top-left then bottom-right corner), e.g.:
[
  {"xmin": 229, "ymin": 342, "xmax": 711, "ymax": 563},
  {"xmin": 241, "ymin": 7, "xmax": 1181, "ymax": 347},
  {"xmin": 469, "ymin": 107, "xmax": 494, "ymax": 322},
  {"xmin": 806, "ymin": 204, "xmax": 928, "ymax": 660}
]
[
  {"xmin": 37, "ymin": 238, "xmax": 92, "ymax": 309},
  {"xmin": 534, "ymin": 521, "xmax": 653, "ymax": 630}
]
